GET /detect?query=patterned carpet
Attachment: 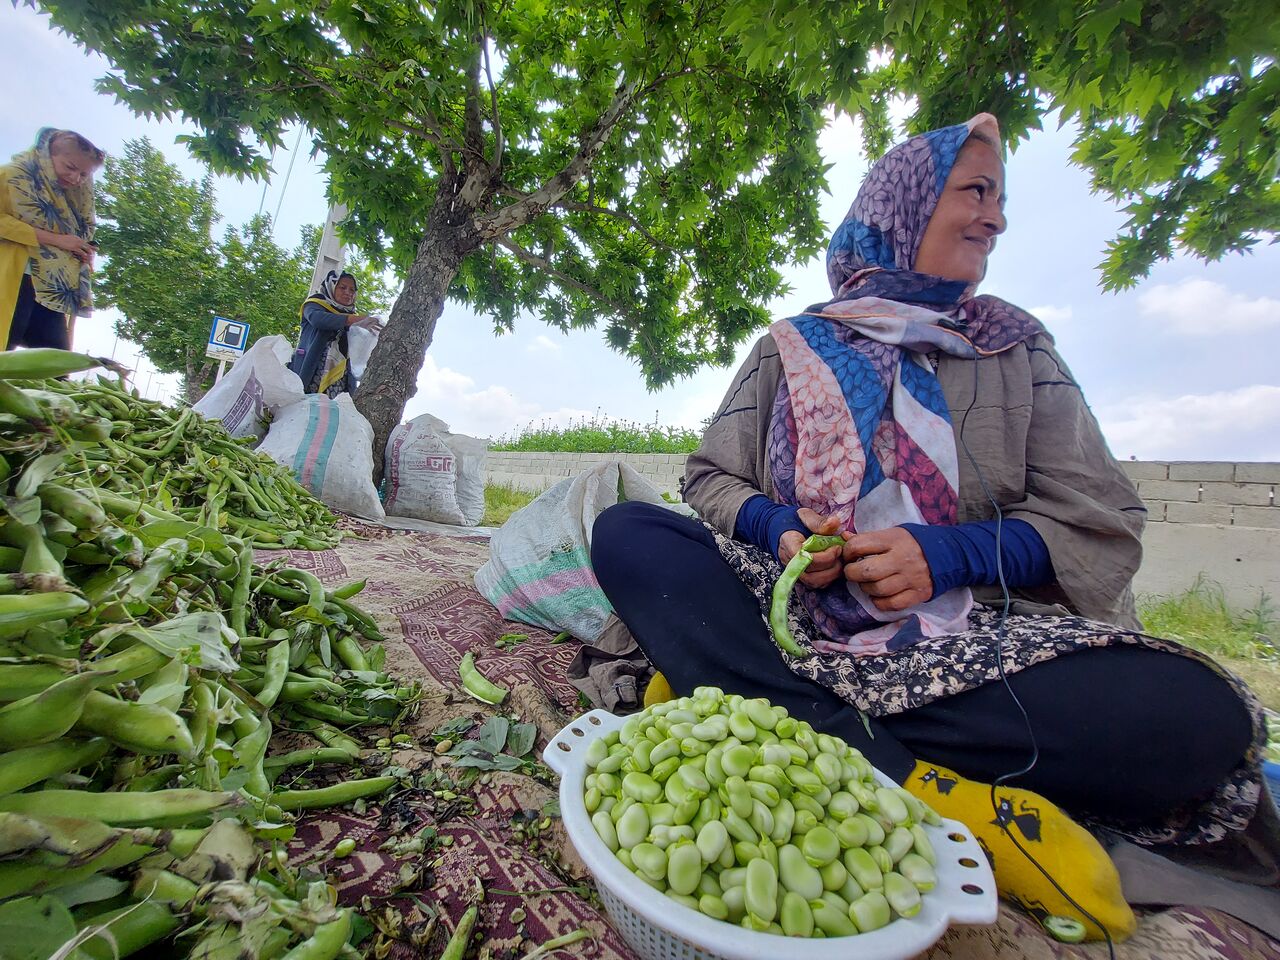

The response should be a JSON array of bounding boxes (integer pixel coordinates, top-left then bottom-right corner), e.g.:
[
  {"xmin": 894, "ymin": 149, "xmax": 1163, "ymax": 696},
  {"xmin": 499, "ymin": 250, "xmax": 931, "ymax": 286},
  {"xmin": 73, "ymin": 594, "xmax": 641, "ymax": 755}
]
[{"xmin": 269, "ymin": 521, "xmax": 1280, "ymax": 960}]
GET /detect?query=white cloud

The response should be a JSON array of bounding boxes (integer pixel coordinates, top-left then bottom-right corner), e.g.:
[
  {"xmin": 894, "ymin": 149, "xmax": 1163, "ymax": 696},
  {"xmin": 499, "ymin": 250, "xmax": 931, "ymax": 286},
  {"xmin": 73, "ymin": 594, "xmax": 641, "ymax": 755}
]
[
  {"xmin": 403, "ymin": 355, "xmax": 591, "ymax": 440},
  {"xmin": 1097, "ymin": 385, "xmax": 1280, "ymax": 461},
  {"xmin": 1029, "ymin": 304, "xmax": 1073, "ymax": 327},
  {"xmin": 526, "ymin": 334, "xmax": 561, "ymax": 354},
  {"xmin": 1137, "ymin": 279, "xmax": 1280, "ymax": 336}
]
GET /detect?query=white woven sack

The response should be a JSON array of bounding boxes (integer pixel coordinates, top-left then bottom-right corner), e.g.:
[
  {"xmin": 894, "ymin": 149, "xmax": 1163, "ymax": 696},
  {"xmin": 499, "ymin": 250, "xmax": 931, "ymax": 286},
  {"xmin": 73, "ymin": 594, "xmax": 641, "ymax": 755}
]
[
  {"xmin": 346, "ymin": 325, "xmax": 379, "ymax": 381},
  {"xmin": 383, "ymin": 413, "xmax": 490, "ymax": 526},
  {"xmin": 257, "ymin": 393, "xmax": 385, "ymax": 520},
  {"xmin": 193, "ymin": 335, "xmax": 304, "ymax": 441},
  {"xmin": 473, "ymin": 461, "xmax": 666, "ymax": 643}
]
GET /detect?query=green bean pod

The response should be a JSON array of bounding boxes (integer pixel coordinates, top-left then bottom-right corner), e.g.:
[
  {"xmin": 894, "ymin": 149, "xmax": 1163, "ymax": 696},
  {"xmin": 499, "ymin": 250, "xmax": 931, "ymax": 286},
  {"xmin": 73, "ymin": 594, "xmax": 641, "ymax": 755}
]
[
  {"xmin": 0, "ymin": 737, "xmax": 109, "ymax": 796},
  {"xmin": 78, "ymin": 901, "xmax": 181, "ymax": 960},
  {"xmin": 278, "ymin": 911, "xmax": 352, "ymax": 960},
  {"xmin": 0, "ymin": 670, "xmax": 106, "ymax": 748},
  {"xmin": 0, "ymin": 787, "xmax": 239, "ymax": 826},
  {"xmin": 75, "ymin": 691, "xmax": 195, "ymax": 758},
  {"xmin": 0, "ymin": 591, "xmax": 87, "ymax": 638},
  {"xmin": 272, "ymin": 777, "xmax": 397, "ymax": 811}
]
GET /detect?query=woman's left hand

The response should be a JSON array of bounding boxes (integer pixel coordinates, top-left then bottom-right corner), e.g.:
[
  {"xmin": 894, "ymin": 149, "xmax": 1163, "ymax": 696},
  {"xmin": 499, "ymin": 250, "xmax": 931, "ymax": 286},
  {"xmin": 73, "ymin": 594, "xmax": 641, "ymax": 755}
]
[{"xmin": 843, "ymin": 528, "xmax": 933, "ymax": 612}]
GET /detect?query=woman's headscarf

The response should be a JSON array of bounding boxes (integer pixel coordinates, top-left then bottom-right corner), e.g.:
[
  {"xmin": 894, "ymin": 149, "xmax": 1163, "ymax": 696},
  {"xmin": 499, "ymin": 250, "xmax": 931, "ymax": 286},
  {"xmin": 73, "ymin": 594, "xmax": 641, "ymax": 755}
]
[
  {"xmin": 767, "ymin": 113, "xmax": 1044, "ymax": 657},
  {"xmin": 7, "ymin": 128, "xmax": 97, "ymax": 317},
  {"xmin": 303, "ymin": 270, "xmax": 358, "ymax": 316}
]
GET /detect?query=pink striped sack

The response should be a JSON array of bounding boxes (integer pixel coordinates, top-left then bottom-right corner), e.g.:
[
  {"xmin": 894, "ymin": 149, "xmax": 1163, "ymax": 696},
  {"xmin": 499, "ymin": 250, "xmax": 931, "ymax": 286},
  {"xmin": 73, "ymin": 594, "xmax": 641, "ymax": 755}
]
[
  {"xmin": 257, "ymin": 394, "xmax": 386, "ymax": 521},
  {"xmin": 474, "ymin": 462, "xmax": 669, "ymax": 643}
]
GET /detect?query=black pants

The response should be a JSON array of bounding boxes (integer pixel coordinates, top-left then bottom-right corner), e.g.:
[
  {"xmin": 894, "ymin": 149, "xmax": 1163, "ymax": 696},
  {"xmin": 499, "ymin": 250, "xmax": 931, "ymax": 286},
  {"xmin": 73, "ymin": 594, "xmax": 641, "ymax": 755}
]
[
  {"xmin": 591, "ymin": 501, "xmax": 1253, "ymax": 823},
  {"xmin": 8, "ymin": 276, "xmax": 70, "ymax": 350}
]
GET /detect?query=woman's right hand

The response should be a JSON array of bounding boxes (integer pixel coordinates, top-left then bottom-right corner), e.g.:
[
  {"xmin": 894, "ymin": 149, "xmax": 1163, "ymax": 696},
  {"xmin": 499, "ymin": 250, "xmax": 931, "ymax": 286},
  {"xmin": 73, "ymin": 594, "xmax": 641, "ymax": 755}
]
[
  {"xmin": 44, "ymin": 232, "xmax": 94, "ymax": 263},
  {"xmin": 778, "ymin": 509, "xmax": 846, "ymax": 588}
]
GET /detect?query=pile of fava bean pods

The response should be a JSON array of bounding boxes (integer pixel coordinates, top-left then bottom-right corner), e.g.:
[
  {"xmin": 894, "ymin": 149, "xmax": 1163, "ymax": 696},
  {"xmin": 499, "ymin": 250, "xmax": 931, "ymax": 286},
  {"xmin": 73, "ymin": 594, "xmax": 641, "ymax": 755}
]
[
  {"xmin": 10, "ymin": 368, "xmax": 340, "ymax": 549},
  {"xmin": 0, "ymin": 350, "xmax": 419, "ymax": 960}
]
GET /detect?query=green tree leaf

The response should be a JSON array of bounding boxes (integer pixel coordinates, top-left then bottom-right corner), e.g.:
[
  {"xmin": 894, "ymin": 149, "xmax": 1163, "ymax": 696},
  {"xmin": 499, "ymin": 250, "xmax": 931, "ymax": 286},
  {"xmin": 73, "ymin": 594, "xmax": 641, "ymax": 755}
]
[{"xmin": 43, "ymin": 0, "xmax": 1278, "ymax": 460}]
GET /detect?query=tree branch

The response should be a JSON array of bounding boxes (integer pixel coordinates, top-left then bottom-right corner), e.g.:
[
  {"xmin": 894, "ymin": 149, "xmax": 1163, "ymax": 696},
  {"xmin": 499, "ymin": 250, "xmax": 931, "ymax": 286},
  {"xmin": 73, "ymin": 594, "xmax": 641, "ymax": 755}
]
[
  {"xmin": 463, "ymin": 50, "xmax": 486, "ymax": 163},
  {"xmin": 478, "ymin": 2, "xmax": 503, "ymax": 172},
  {"xmin": 474, "ymin": 68, "xmax": 696, "ymax": 241},
  {"xmin": 496, "ymin": 236, "xmax": 639, "ymax": 323},
  {"xmin": 553, "ymin": 199, "xmax": 697, "ymax": 275},
  {"xmin": 291, "ymin": 59, "xmax": 461, "ymax": 175}
]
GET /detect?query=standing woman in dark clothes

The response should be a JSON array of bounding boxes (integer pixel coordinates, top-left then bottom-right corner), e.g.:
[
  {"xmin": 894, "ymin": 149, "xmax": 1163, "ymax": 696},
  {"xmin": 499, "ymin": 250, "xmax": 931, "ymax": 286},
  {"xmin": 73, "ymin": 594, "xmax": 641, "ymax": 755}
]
[
  {"xmin": 289, "ymin": 269, "xmax": 382, "ymax": 396},
  {"xmin": 590, "ymin": 113, "xmax": 1272, "ymax": 941},
  {"xmin": 1, "ymin": 129, "xmax": 104, "ymax": 350}
]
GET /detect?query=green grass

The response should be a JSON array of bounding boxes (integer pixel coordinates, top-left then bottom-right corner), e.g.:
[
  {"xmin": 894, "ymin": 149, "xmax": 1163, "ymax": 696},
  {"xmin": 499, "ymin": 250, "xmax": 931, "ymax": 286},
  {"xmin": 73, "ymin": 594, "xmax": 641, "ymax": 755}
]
[
  {"xmin": 482, "ymin": 481, "xmax": 540, "ymax": 527},
  {"xmin": 491, "ymin": 414, "xmax": 700, "ymax": 454},
  {"xmin": 1138, "ymin": 577, "xmax": 1280, "ymax": 714}
]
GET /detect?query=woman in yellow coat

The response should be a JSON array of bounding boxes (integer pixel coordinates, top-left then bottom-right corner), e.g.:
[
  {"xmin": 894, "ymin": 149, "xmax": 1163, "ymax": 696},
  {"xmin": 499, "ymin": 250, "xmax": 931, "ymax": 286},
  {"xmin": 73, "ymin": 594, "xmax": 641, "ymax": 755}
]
[{"xmin": 1, "ymin": 129, "xmax": 103, "ymax": 350}]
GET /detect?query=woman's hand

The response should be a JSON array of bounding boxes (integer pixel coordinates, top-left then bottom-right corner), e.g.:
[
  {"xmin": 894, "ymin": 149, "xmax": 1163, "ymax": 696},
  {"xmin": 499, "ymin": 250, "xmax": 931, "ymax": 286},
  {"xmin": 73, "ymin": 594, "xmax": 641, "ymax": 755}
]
[
  {"xmin": 348, "ymin": 315, "xmax": 384, "ymax": 332},
  {"xmin": 843, "ymin": 527, "xmax": 934, "ymax": 612},
  {"xmin": 778, "ymin": 509, "xmax": 846, "ymax": 589},
  {"xmin": 39, "ymin": 230, "xmax": 94, "ymax": 264}
]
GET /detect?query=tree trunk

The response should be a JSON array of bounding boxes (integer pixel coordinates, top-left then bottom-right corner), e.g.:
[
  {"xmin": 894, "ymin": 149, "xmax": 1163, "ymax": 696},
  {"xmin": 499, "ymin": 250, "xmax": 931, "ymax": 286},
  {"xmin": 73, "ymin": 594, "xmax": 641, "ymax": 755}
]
[
  {"xmin": 183, "ymin": 357, "xmax": 215, "ymax": 405},
  {"xmin": 354, "ymin": 222, "xmax": 472, "ymax": 482}
]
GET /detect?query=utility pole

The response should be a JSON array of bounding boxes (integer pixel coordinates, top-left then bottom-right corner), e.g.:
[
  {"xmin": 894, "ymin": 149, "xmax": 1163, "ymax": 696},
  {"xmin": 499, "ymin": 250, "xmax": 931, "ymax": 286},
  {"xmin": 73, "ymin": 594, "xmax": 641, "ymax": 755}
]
[{"xmin": 309, "ymin": 204, "xmax": 349, "ymax": 293}]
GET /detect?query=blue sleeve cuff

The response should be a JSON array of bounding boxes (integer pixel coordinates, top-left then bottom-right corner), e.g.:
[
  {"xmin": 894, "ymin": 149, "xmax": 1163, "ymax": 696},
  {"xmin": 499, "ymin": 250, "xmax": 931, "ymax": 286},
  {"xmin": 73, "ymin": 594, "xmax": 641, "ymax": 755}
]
[
  {"xmin": 734, "ymin": 495, "xmax": 807, "ymax": 561},
  {"xmin": 901, "ymin": 518, "xmax": 1053, "ymax": 599}
]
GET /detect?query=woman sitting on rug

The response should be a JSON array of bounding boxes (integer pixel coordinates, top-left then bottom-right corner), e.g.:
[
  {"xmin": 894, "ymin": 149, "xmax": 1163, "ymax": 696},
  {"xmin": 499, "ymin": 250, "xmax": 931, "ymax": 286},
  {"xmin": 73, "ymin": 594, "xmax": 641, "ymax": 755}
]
[
  {"xmin": 591, "ymin": 113, "xmax": 1270, "ymax": 942},
  {"xmin": 1, "ymin": 128, "xmax": 104, "ymax": 351},
  {"xmin": 289, "ymin": 269, "xmax": 383, "ymax": 396}
]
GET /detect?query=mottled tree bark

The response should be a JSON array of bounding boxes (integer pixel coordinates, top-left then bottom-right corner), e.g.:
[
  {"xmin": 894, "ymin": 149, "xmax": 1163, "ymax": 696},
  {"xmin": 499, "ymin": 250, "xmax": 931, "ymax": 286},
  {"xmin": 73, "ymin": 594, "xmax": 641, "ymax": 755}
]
[
  {"xmin": 354, "ymin": 179, "xmax": 481, "ymax": 481},
  {"xmin": 183, "ymin": 356, "xmax": 215, "ymax": 404}
]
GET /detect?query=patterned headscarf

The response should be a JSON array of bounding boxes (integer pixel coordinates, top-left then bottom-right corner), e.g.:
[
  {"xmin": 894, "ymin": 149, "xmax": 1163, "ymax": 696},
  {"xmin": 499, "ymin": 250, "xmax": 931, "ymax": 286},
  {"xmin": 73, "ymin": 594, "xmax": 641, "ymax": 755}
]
[
  {"xmin": 303, "ymin": 270, "xmax": 358, "ymax": 316},
  {"xmin": 767, "ymin": 114, "xmax": 1044, "ymax": 656},
  {"xmin": 7, "ymin": 128, "xmax": 97, "ymax": 317}
]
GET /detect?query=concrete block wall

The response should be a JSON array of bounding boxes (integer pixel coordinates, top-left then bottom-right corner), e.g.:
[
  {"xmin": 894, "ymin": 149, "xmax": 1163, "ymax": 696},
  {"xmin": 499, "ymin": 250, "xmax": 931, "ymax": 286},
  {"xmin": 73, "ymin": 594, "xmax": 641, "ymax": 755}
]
[
  {"xmin": 485, "ymin": 451, "xmax": 687, "ymax": 497},
  {"xmin": 1120, "ymin": 461, "xmax": 1279, "ymax": 528},
  {"xmin": 486, "ymin": 454, "xmax": 1280, "ymax": 609},
  {"xmin": 1117, "ymin": 462, "xmax": 1279, "ymax": 609}
]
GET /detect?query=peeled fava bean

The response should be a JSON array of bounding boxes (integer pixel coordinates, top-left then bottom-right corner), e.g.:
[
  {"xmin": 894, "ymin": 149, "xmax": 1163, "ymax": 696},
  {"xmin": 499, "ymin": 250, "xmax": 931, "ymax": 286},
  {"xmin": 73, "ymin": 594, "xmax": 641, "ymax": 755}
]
[{"xmin": 580, "ymin": 686, "xmax": 939, "ymax": 938}]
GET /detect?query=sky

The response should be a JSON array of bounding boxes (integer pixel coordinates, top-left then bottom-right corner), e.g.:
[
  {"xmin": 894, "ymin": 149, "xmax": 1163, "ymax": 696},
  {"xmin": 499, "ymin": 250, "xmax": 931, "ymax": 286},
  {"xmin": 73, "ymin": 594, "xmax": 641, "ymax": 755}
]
[{"xmin": 3, "ymin": 5, "xmax": 1278, "ymax": 460}]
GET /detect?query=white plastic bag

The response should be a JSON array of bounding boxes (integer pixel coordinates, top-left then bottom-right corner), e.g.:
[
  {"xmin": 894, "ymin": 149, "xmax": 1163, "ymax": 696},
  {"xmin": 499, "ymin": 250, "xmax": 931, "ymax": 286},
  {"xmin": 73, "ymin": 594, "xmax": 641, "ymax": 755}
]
[
  {"xmin": 346, "ymin": 325, "xmax": 379, "ymax": 381},
  {"xmin": 257, "ymin": 393, "xmax": 385, "ymax": 520},
  {"xmin": 473, "ymin": 461, "xmax": 667, "ymax": 643},
  {"xmin": 383, "ymin": 413, "xmax": 489, "ymax": 526},
  {"xmin": 193, "ymin": 335, "xmax": 304, "ymax": 441}
]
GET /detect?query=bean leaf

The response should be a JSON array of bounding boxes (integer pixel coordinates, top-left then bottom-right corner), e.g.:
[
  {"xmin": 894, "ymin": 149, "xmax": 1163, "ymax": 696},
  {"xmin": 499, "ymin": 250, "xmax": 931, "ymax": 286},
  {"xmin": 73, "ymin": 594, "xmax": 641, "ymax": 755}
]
[
  {"xmin": 452, "ymin": 756, "xmax": 498, "ymax": 770},
  {"xmin": 3, "ymin": 496, "xmax": 42, "ymax": 526},
  {"xmin": 15, "ymin": 453, "xmax": 67, "ymax": 499},
  {"xmin": 0, "ymin": 895, "xmax": 79, "ymax": 960},
  {"xmin": 478, "ymin": 715, "xmax": 510, "ymax": 755},
  {"xmin": 505, "ymin": 722, "xmax": 537, "ymax": 758},
  {"xmin": 432, "ymin": 717, "xmax": 474, "ymax": 739},
  {"xmin": 104, "ymin": 611, "xmax": 238, "ymax": 673},
  {"xmin": 137, "ymin": 519, "xmax": 230, "ymax": 550}
]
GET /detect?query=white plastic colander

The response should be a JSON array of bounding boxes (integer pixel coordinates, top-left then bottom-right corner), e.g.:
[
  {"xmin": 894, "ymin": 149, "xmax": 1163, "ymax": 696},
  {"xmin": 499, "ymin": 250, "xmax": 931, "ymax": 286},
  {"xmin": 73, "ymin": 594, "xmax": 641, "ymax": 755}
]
[{"xmin": 544, "ymin": 709, "xmax": 998, "ymax": 960}]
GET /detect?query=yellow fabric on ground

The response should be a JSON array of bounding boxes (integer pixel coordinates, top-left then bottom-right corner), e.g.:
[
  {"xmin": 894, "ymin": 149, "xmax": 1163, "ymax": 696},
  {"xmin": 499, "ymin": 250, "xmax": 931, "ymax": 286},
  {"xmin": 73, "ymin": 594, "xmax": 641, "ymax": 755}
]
[{"xmin": 906, "ymin": 759, "xmax": 1136, "ymax": 942}]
